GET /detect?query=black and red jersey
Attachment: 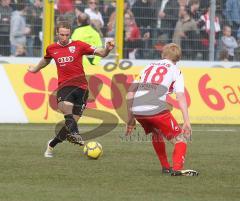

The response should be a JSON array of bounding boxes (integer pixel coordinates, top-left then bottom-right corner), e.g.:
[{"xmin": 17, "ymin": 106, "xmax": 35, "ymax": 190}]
[{"xmin": 44, "ymin": 40, "xmax": 95, "ymax": 89}]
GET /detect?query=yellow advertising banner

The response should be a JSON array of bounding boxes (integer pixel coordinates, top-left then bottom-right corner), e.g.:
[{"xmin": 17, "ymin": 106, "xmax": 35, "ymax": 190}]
[{"xmin": 3, "ymin": 64, "xmax": 240, "ymax": 124}]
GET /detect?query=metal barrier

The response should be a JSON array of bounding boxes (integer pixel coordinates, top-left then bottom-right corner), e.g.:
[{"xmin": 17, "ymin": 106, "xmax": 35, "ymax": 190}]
[{"xmin": 0, "ymin": 0, "xmax": 239, "ymax": 61}]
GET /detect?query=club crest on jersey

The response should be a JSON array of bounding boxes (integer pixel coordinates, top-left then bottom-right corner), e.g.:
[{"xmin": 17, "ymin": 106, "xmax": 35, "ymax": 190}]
[{"xmin": 69, "ymin": 46, "xmax": 76, "ymax": 53}]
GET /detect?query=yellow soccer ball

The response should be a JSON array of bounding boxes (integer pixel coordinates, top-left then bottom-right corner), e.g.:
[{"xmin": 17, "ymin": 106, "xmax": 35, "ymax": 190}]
[{"xmin": 83, "ymin": 141, "xmax": 103, "ymax": 159}]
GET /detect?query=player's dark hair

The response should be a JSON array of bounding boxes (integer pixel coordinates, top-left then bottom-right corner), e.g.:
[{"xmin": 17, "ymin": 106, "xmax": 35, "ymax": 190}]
[{"xmin": 56, "ymin": 21, "xmax": 72, "ymax": 32}]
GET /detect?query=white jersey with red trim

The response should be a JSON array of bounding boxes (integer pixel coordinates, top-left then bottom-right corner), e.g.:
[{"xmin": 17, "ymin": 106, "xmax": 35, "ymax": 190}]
[{"xmin": 132, "ymin": 59, "xmax": 184, "ymax": 116}]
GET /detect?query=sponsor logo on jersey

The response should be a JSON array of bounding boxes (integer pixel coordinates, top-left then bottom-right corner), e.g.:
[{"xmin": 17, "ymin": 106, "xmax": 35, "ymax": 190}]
[
  {"xmin": 69, "ymin": 46, "xmax": 76, "ymax": 53},
  {"xmin": 57, "ymin": 56, "xmax": 74, "ymax": 64}
]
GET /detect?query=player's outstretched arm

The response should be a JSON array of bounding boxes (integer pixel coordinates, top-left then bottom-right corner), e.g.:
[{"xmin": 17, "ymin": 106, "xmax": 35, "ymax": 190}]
[
  {"xmin": 94, "ymin": 40, "xmax": 115, "ymax": 57},
  {"xmin": 28, "ymin": 58, "xmax": 52, "ymax": 73},
  {"xmin": 176, "ymin": 92, "xmax": 192, "ymax": 138}
]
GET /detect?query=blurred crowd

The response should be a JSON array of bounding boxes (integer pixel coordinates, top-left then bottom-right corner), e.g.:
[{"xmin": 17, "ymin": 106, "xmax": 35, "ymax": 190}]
[{"xmin": 0, "ymin": 0, "xmax": 240, "ymax": 61}]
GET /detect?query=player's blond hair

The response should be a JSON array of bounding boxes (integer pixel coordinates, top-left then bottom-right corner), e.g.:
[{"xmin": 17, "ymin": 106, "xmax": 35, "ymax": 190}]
[{"xmin": 161, "ymin": 43, "xmax": 182, "ymax": 63}]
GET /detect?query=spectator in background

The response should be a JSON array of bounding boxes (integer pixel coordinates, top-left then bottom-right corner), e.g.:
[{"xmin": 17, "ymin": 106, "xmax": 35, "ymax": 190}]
[
  {"xmin": 9, "ymin": 0, "xmax": 18, "ymax": 10},
  {"xmin": 0, "ymin": 0, "xmax": 12, "ymax": 56},
  {"xmin": 216, "ymin": 0, "xmax": 226, "ymax": 21},
  {"xmin": 219, "ymin": 49, "xmax": 229, "ymax": 61},
  {"xmin": 84, "ymin": 0, "xmax": 104, "ymax": 36},
  {"xmin": 132, "ymin": 0, "xmax": 157, "ymax": 59},
  {"xmin": 153, "ymin": 33, "xmax": 168, "ymax": 58},
  {"xmin": 155, "ymin": 0, "xmax": 180, "ymax": 43},
  {"xmin": 73, "ymin": 0, "xmax": 86, "ymax": 29},
  {"xmin": 178, "ymin": 0, "xmax": 187, "ymax": 6},
  {"xmin": 103, "ymin": 0, "xmax": 117, "ymax": 36},
  {"xmin": 57, "ymin": 0, "xmax": 75, "ymax": 25},
  {"xmin": 220, "ymin": 25, "xmax": 238, "ymax": 61},
  {"xmin": 32, "ymin": 0, "xmax": 43, "ymax": 56},
  {"xmin": 103, "ymin": 0, "xmax": 116, "ymax": 27},
  {"xmin": 155, "ymin": 0, "xmax": 169, "ymax": 32},
  {"xmin": 234, "ymin": 37, "xmax": 240, "ymax": 61},
  {"xmin": 123, "ymin": 10, "xmax": 141, "ymax": 59},
  {"xmin": 237, "ymin": 27, "xmax": 240, "ymax": 40},
  {"xmin": 173, "ymin": 5, "xmax": 198, "ymax": 60},
  {"xmin": 224, "ymin": 0, "xmax": 240, "ymax": 39},
  {"xmin": 132, "ymin": 0, "xmax": 156, "ymax": 29},
  {"xmin": 198, "ymin": 6, "xmax": 221, "ymax": 60},
  {"xmin": 187, "ymin": 0, "xmax": 201, "ymax": 59},
  {"xmin": 10, "ymin": 0, "xmax": 30, "ymax": 56},
  {"xmin": 57, "ymin": 0, "xmax": 74, "ymax": 14},
  {"xmin": 199, "ymin": 0, "xmax": 209, "ymax": 13},
  {"xmin": 188, "ymin": 0, "xmax": 201, "ymax": 21},
  {"xmin": 71, "ymin": 12, "xmax": 103, "ymax": 65},
  {"xmin": 121, "ymin": 7, "xmax": 150, "ymax": 59},
  {"xmin": 127, "ymin": 0, "xmax": 137, "ymax": 8},
  {"xmin": 75, "ymin": 0, "xmax": 85, "ymax": 13},
  {"xmin": 25, "ymin": 0, "xmax": 43, "ymax": 57},
  {"xmin": 15, "ymin": 44, "xmax": 26, "ymax": 56},
  {"xmin": 106, "ymin": 1, "xmax": 132, "ymax": 37},
  {"xmin": 105, "ymin": 10, "xmax": 115, "ymax": 37}
]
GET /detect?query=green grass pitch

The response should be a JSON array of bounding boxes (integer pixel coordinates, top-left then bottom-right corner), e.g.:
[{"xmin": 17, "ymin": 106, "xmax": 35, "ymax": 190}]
[{"xmin": 0, "ymin": 124, "xmax": 239, "ymax": 201}]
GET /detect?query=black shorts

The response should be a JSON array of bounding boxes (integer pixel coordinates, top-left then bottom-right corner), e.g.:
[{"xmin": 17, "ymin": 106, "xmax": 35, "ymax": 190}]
[{"xmin": 57, "ymin": 86, "xmax": 89, "ymax": 115}]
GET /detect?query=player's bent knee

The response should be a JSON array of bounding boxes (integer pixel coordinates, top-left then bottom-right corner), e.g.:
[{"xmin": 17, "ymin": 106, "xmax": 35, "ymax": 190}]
[
  {"xmin": 58, "ymin": 101, "xmax": 74, "ymax": 114},
  {"xmin": 72, "ymin": 103, "xmax": 86, "ymax": 116},
  {"xmin": 170, "ymin": 133, "xmax": 187, "ymax": 144}
]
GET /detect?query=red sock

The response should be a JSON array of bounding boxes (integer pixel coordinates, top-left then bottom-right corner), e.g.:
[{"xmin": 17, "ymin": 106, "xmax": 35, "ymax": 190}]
[
  {"xmin": 172, "ymin": 142, "xmax": 187, "ymax": 171},
  {"xmin": 152, "ymin": 133, "xmax": 170, "ymax": 169}
]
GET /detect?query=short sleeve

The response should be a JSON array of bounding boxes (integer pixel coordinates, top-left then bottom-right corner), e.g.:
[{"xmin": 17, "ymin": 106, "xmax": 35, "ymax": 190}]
[
  {"xmin": 173, "ymin": 70, "xmax": 184, "ymax": 93},
  {"xmin": 79, "ymin": 41, "xmax": 96, "ymax": 55},
  {"xmin": 44, "ymin": 46, "xmax": 52, "ymax": 59}
]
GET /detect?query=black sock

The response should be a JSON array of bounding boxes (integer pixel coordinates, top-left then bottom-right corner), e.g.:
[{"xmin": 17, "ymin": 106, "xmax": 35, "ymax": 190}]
[
  {"xmin": 64, "ymin": 114, "xmax": 79, "ymax": 135},
  {"xmin": 49, "ymin": 137, "xmax": 62, "ymax": 148},
  {"xmin": 50, "ymin": 126, "xmax": 69, "ymax": 148},
  {"xmin": 56, "ymin": 126, "xmax": 68, "ymax": 141}
]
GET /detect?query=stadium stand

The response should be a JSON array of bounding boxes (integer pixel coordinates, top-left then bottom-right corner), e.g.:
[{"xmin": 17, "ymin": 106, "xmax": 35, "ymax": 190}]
[{"xmin": 0, "ymin": 0, "xmax": 239, "ymax": 60}]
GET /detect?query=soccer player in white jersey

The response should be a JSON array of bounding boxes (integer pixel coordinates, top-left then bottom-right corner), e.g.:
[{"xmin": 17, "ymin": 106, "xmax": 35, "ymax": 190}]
[{"xmin": 125, "ymin": 43, "xmax": 198, "ymax": 176}]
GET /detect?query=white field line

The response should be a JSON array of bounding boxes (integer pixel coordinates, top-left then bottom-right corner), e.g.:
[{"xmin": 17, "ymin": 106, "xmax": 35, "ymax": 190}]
[
  {"xmin": 0, "ymin": 127, "xmax": 239, "ymax": 132},
  {"xmin": 0, "ymin": 127, "xmax": 94, "ymax": 132},
  {"xmin": 193, "ymin": 129, "xmax": 239, "ymax": 132}
]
